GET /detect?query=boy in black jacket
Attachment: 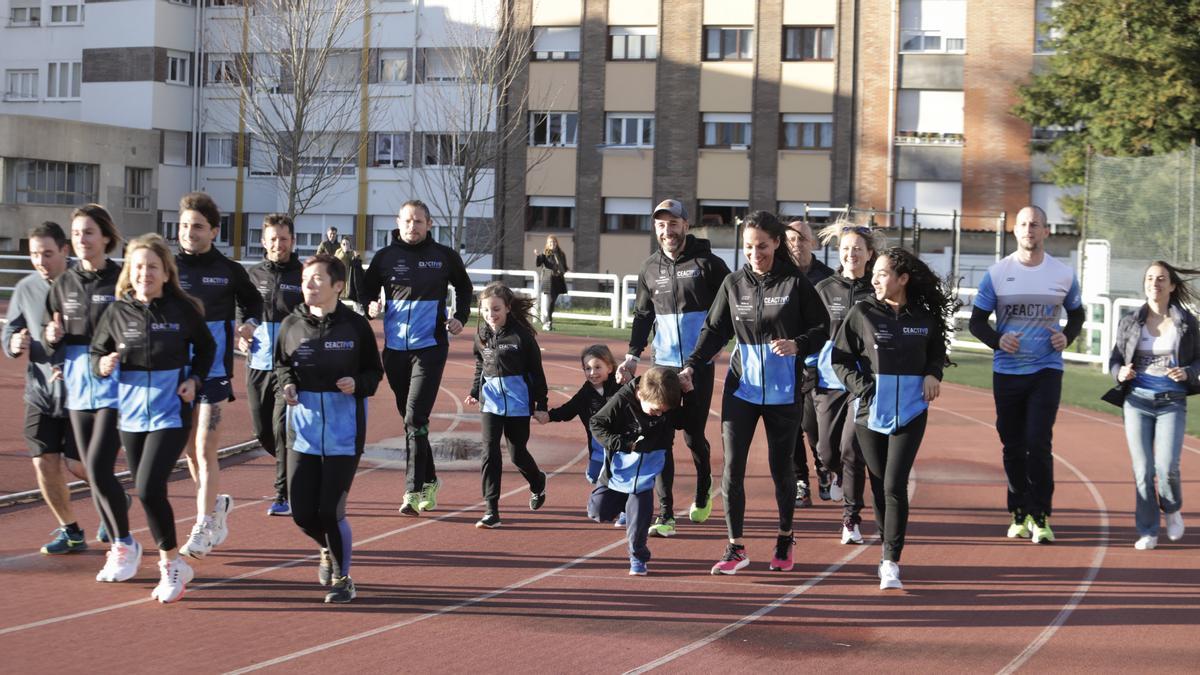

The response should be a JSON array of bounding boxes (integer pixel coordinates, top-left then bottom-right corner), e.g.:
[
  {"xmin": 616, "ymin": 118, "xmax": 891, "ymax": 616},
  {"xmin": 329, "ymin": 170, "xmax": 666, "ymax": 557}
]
[{"xmin": 588, "ymin": 368, "xmax": 683, "ymax": 576}]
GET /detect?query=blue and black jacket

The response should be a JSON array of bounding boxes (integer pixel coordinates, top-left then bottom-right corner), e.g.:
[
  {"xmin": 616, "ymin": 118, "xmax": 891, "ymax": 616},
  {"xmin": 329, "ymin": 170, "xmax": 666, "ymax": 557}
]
[
  {"xmin": 549, "ymin": 374, "xmax": 619, "ymax": 467},
  {"xmin": 813, "ymin": 273, "xmax": 874, "ymax": 391},
  {"xmin": 45, "ymin": 259, "xmax": 122, "ymax": 411},
  {"xmin": 799, "ymin": 257, "xmax": 835, "ymax": 393},
  {"xmin": 245, "ymin": 254, "xmax": 304, "ymax": 371},
  {"xmin": 176, "ymin": 246, "xmax": 262, "ymax": 381},
  {"xmin": 469, "ymin": 321, "xmax": 548, "ymax": 417},
  {"xmin": 588, "ymin": 378, "xmax": 673, "ymax": 494},
  {"xmin": 684, "ymin": 260, "xmax": 829, "ymax": 406},
  {"xmin": 359, "ymin": 232, "xmax": 474, "ymax": 352},
  {"xmin": 89, "ymin": 292, "xmax": 216, "ymax": 433},
  {"xmin": 832, "ymin": 297, "xmax": 946, "ymax": 434},
  {"xmin": 275, "ymin": 302, "xmax": 383, "ymax": 457},
  {"xmin": 628, "ymin": 235, "xmax": 731, "ymax": 367}
]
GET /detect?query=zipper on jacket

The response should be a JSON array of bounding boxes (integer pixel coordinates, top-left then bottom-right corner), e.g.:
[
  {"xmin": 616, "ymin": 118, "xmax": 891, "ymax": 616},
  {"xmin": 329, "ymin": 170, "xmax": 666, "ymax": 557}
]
[
  {"xmin": 756, "ymin": 280, "xmax": 766, "ymax": 405},
  {"xmin": 668, "ymin": 259, "xmax": 683, "ymax": 365}
]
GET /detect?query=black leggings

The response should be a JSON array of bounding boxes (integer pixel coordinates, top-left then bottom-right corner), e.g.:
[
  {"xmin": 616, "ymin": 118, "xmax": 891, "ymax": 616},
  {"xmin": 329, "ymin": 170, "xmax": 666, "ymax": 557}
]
[
  {"xmin": 995, "ymin": 369, "xmax": 1062, "ymax": 518},
  {"xmin": 121, "ymin": 426, "xmax": 190, "ymax": 550},
  {"xmin": 815, "ymin": 389, "xmax": 867, "ymax": 523},
  {"xmin": 288, "ymin": 451, "xmax": 360, "ymax": 576},
  {"xmin": 856, "ymin": 412, "xmax": 927, "ymax": 563},
  {"xmin": 70, "ymin": 408, "xmax": 128, "ymax": 539},
  {"xmin": 720, "ymin": 392, "xmax": 799, "ymax": 540},
  {"xmin": 792, "ymin": 387, "xmax": 824, "ymax": 483},
  {"xmin": 383, "ymin": 345, "xmax": 448, "ymax": 493},
  {"xmin": 480, "ymin": 413, "xmax": 544, "ymax": 514},
  {"xmin": 246, "ymin": 367, "xmax": 288, "ymax": 498},
  {"xmin": 656, "ymin": 361, "xmax": 714, "ymax": 516}
]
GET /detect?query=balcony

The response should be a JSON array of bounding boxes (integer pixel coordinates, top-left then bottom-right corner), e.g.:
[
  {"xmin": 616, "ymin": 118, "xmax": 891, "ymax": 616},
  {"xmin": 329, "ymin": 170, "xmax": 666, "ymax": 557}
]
[{"xmin": 899, "ymin": 30, "xmax": 965, "ymax": 54}]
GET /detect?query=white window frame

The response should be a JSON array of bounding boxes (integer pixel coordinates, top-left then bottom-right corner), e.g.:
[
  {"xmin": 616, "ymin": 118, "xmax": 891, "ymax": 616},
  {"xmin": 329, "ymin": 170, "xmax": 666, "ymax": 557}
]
[
  {"xmin": 528, "ymin": 111, "xmax": 579, "ymax": 148},
  {"xmin": 378, "ymin": 50, "xmax": 410, "ymax": 83},
  {"xmin": 782, "ymin": 114, "xmax": 834, "ymax": 150},
  {"xmin": 899, "ymin": 0, "xmax": 966, "ymax": 54},
  {"xmin": 423, "ymin": 133, "xmax": 463, "ymax": 166},
  {"xmin": 605, "ymin": 113, "xmax": 655, "ymax": 147},
  {"xmin": 46, "ymin": 61, "xmax": 81, "ymax": 99},
  {"xmin": 14, "ymin": 159, "xmax": 99, "ymax": 205},
  {"xmin": 604, "ymin": 197, "xmax": 652, "ymax": 232},
  {"xmin": 207, "ymin": 56, "xmax": 237, "ymax": 85},
  {"xmin": 166, "ymin": 52, "xmax": 191, "ymax": 86},
  {"xmin": 375, "ymin": 132, "xmax": 408, "ymax": 167},
  {"xmin": 5, "ymin": 69, "xmax": 39, "ymax": 101},
  {"xmin": 48, "ymin": 2, "xmax": 83, "ymax": 25},
  {"xmin": 702, "ymin": 113, "xmax": 752, "ymax": 149},
  {"xmin": 527, "ymin": 196, "xmax": 576, "ymax": 231},
  {"xmin": 9, "ymin": 3, "xmax": 41, "ymax": 25},
  {"xmin": 422, "ymin": 49, "xmax": 461, "ymax": 82},
  {"xmin": 124, "ymin": 167, "xmax": 152, "ymax": 212},
  {"xmin": 609, "ymin": 27, "xmax": 658, "ymax": 61},
  {"xmin": 205, "ymin": 134, "xmax": 234, "ymax": 167},
  {"xmin": 532, "ymin": 27, "xmax": 581, "ymax": 61}
]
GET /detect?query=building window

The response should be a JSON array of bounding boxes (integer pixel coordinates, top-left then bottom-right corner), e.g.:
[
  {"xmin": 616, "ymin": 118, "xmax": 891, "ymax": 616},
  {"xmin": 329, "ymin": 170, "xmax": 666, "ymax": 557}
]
[
  {"xmin": 894, "ymin": 180, "xmax": 962, "ymax": 229},
  {"xmin": 423, "ymin": 133, "xmax": 463, "ymax": 166},
  {"xmin": 1035, "ymin": 0, "xmax": 1062, "ymax": 54},
  {"xmin": 160, "ymin": 220, "xmax": 179, "ymax": 242},
  {"xmin": 166, "ymin": 52, "xmax": 191, "ymax": 85},
  {"xmin": 699, "ymin": 202, "xmax": 747, "ymax": 228},
  {"xmin": 703, "ymin": 27, "xmax": 753, "ymax": 61},
  {"xmin": 46, "ymin": 62, "xmax": 81, "ymax": 99},
  {"xmin": 528, "ymin": 112, "xmax": 578, "ymax": 147},
  {"xmin": 207, "ymin": 56, "xmax": 238, "ymax": 85},
  {"xmin": 12, "ymin": 159, "xmax": 99, "ymax": 205},
  {"xmin": 783, "ymin": 27, "xmax": 834, "ymax": 61},
  {"xmin": 374, "ymin": 132, "xmax": 409, "ymax": 167},
  {"xmin": 5, "ymin": 69, "xmax": 38, "ymax": 101},
  {"xmin": 163, "ymin": 130, "xmax": 188, "ymax": 167},
  {"xmin": 205, "ymin": 134, "xmax": 234, "ymax": 167},
  {"xmin": 702, "ymin": 113, "xmax": 752, "ymax": 148},
  {"xmin": 532, "ymin": 27, "xmax": 580, "ymax": 61},
  {"xmin": 609, "ymin": 27, "xmax": 658, "ymax": 61},
  {"xmin": 379, "ymin": 50, "xmax": 410, "ymax": 83},
  {"xmin": 782, "ymin": 114, "xmax": 833, "ymax": 149},
  {"xmin": 605, "ymin": 113, "xmax": 654, "ymax": 147},
  {"xmin": 527, "ymin": 200, "xmax": 575, "ymax": 230},
  {"xmin": 124, "ymin": 168, "xmax": 152, "ymax": 211},
  {"xmin": 422, "ymin": 49, "xmax": 460, "ymax": 82},
  {"xmin": 48, "ymin": 2, "xmax": 82, "ymax": 24},
  {"xmin": 9, "ymin": 2, "xmax": 40, "ymax": 25},
  {"xmin": 899, "ymin": 0, "xmax": 966, "ymax": 53},
  {"xmin": 604, "ymin": 198, "xmax": 652, "ymax": 232},
  {"xmin": 896, "ymin": 90, "xmax": 964, "ymax": 139}
]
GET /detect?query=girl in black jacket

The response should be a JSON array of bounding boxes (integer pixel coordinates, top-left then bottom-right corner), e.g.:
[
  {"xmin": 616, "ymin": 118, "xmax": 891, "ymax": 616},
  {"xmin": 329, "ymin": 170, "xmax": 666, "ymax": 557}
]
[{"xmin": 548, "ymin": 344, "xmax": 620, "ymax": 484}]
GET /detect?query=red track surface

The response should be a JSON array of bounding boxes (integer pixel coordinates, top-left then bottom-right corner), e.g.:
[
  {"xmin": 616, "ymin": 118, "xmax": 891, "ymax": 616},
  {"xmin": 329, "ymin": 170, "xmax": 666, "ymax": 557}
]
[{"xmin": 1, "ymin": 328, "xmax": 1197, "ymax": 673}]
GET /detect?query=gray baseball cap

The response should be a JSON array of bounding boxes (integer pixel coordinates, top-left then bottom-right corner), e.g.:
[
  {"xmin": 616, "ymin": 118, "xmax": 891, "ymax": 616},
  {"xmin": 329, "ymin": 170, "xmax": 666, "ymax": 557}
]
[{"xmin": 652, "ymin": 199, "xmax": 688, "ymax": 221}]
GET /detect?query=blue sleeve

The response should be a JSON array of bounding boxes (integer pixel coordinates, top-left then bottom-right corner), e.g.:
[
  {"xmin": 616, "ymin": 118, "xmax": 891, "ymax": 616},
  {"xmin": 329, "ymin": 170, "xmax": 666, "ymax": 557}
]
[{"xmin": 974, "ymin": 271, "xmax": 997, "ymax": 312}]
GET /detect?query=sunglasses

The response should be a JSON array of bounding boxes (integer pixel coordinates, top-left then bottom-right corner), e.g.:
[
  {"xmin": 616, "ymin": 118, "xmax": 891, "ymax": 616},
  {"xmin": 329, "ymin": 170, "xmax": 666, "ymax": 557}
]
[{"xmin": 842, "ymin": 226, "xmax": 872, "ymax": 235}]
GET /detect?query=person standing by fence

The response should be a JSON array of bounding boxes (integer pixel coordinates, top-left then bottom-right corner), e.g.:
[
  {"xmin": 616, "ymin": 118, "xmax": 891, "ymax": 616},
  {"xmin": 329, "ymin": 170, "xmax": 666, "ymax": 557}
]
[{"xmin": 535, "ymin": 234, "xmax": 568, "ymax": 331}]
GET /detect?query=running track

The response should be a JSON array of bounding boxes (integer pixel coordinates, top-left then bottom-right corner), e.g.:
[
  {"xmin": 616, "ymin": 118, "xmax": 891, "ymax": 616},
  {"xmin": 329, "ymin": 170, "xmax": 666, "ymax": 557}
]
[{"xmin": 1, "ymin": 329, "xmax": 1197, "ymax": 673}]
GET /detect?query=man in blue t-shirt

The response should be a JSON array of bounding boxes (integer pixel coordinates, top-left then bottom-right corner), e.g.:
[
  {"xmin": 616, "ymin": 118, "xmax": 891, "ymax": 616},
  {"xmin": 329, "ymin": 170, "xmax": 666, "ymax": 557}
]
[{"xmin": 970, "ymin": 206, "xmax": 1085, "ymax": 544}]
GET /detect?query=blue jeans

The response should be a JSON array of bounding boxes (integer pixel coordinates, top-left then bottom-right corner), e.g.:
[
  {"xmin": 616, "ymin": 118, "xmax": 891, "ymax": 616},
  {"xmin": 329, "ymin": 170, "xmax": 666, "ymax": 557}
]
[{"xmin": 1123, "ymin": 388, "xmax": 1186, "ymax": 537}]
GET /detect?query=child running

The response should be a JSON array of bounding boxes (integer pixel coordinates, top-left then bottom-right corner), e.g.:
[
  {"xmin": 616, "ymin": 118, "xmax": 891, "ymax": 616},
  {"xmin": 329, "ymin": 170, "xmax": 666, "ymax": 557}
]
[
  {"xmin": 588, "ymin": 367, "xmax": 683, "ymax": 575},
  {"xmin": 465, "ymin": 282, "xmax": 549, "ymax": 529},
  {"xmin": 547, "ymin": 344, "xmax": 621, "ymax": 484}
]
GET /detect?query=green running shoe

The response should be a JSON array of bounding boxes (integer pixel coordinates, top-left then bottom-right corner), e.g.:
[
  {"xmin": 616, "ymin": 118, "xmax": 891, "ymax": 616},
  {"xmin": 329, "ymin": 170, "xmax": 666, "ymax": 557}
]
[
  {"xmin": 1028, "ymin": 515, "xmax": 1055, "ymax": 544},
  {"xmin": 398, "ymin": 492, "xmax": 420, "ymax": 517},
  {"xmin": 649, "ymin": 516, "xmax": 676, "ymax": 538},
  {"xmin": 1006, "ymin": 513, "xmax": 1031, "ymax": 539},
  {"xmin": 418, "ymin": 478, "xmax": 441, "ymax": 512},
  {"xmin": 689, "ymin": 488, "xmax": 714, "ymax": 523}
]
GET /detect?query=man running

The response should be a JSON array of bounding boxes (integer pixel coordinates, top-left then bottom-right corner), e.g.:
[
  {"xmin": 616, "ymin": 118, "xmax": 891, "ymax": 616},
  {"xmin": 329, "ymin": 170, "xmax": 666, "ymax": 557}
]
[{"xmin": 969, "ymin": 205, "xmax": 1085, "ymax": 544}]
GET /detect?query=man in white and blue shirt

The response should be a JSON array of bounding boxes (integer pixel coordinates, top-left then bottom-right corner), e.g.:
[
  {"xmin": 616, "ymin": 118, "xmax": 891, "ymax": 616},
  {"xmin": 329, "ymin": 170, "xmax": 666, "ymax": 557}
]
[{"xmin": 970, "ymin": 206, "xmax": 1085, "ymax": 544}]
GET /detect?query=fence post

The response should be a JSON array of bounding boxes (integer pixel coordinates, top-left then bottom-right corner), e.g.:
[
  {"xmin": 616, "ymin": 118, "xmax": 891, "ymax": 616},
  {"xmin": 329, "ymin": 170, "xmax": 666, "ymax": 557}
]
[
  {"xmin": 951, "ymin": 209, "xmax": 961, "ymax": 281},
  {"xmin": 996, "ymin": 211, "xmax": 1006, "ymax": 261},
  {"xmin": 912, "ymin": 208, "xmax": 921, "ymax": 254},
  {"xmin": 898, "ymin": 207, "xmax": 906, "ymax": 248}
]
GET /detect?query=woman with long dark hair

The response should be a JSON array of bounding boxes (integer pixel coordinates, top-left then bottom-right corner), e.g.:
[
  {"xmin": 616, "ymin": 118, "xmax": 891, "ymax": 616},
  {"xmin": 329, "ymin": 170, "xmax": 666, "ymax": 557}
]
[
  {"xmin": 535, "ymin": 234, "xmax": 569, "ymax": 330},
  {"xmin": 1107, "ymin": 260, "xmax": 1199, "ymax": 549},
  {"xmin": 832, "ymin": 247, "xmax": 957, "ymax": 590}
]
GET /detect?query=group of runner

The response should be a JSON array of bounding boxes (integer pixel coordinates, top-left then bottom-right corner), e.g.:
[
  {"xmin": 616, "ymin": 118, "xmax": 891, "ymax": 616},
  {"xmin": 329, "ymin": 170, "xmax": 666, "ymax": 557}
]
[{"xmin": 9, "ymin": 192, "xmax": 1178, "ymax": 604}]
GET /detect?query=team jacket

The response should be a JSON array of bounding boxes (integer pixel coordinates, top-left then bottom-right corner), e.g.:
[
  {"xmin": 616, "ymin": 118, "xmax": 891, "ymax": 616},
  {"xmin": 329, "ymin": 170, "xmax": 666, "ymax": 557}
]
[
  {"xmin": 176, "ymin": 247, "xmax": 263, "ymax": 380},
  {"xmin": 275, "ymin": 303, "xmax": 383, "ymax": 457},
  {"xmin": 831, "ymin": 297, "xmax": 946, "ymax": 434},
  {"xmin": 360, "ymin": 233, "xmax": 474, "ymax": 352},
  {"xmin": 3, "ymin": 272, "xmax": 67, "ymax": 416},
  {"xmin": 813, "ymin": 273, "xmax": 875, "ymax": 390},
  {"xmin": 588, "ymin": 379, "xmax": 672, "ymax": 494},
  {"xmin": 628, "ymin": 235, "xmax": 731, "ymax": 367},
  {"xmin": 45, "ymin": 259, "xmax": 122, "ymax": 411},
  {"xmin": 89, "ymin": 292, "xmax": 216, "ymax": 433},
  {"xmin": 549, "ymin": 374, "xmax": 619, "ymax": 464},
  {"xmin": 684, "ymin": 262, "xmax": 829, "ymax": 406},
  {"xmin": 469, "ymin": 322, "xmax": 548, "ymax": 417},
  {"xmin": 245, "ymin": 254, "xmax": 304, "ymax": 371}
]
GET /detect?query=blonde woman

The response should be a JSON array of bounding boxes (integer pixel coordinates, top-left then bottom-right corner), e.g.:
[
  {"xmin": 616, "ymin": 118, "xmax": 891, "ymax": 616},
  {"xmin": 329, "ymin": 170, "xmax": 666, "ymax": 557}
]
[{"xmin": 534, "ymin": 234, "xmax": 569, "ymax": 330}]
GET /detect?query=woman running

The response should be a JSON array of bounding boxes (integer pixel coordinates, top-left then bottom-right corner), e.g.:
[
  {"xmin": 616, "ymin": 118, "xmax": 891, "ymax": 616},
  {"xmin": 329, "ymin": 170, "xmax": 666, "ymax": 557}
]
[
  {"xmin": 680, "ymin": 210, "xmax": 828, "ymax": 574},
  {"xmin": 276, "ymin": 253, "xmax": 383, "ymax": 603},
  {"xmin": 1107, "ymin": 260, "xmax": 1197, "ymax": 549},
  {"xmin": 90, "ymin": 234, "xmax": 215, "ymax": 603},
  {"xmin": 45, "ymin": 205, "xmax": 133, "ymax": 582},
  {"xmin": 832, "ymin": 247, "xmax": 956, "ymax": 590},
  {"xmin": 465, "ymin": 282, "xmax": 549, "ymax": 529}
]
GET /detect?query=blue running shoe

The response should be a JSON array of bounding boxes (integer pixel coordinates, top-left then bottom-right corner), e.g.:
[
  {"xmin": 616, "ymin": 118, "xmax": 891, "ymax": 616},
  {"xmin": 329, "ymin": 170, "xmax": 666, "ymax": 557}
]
[
  {"xmin": 42, "ymin": 527, "xmax": 87, "ymax": 555},
  {"xmin": 629, "ymin": 557, "xmax": 648, "ymax": 576},
  {"xmin": 614, "ymin": 512, "xmax": 627, "ymax": 527},
  {"xmin": 266, "ymin": 498, "xmax": 291, "ymax": 517}
]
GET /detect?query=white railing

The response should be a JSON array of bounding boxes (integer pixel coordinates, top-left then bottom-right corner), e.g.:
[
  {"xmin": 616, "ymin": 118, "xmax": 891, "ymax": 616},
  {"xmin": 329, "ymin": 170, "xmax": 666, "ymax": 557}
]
[
  {"xmin": 620, "ymin": 274, "xmax": 639, "ymax": 329},
  {"xmin": 463, "ymin": 268, "xmax": 621, "ymax": 328}
]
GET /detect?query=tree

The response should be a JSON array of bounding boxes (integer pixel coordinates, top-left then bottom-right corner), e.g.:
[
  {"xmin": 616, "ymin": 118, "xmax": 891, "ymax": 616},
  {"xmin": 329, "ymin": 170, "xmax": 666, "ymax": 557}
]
[{"xmin": 1014, "ymin": 0, "xmax": 1200, "ymax": 216}]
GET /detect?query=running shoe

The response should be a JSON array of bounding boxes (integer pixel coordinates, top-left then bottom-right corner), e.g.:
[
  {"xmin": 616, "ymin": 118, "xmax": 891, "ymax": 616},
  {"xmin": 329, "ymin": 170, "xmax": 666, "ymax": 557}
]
[
  {"xmin": 529, "ymin": 488, "xmax": 547, "ymax": 511},
  {"xmin": 829, "ymin": 473, "xmax": 844, "ymax": 502},
  {"xmin": 795, "ymin": 480, "xmax": 812, "ymax": 508},
  {"xmin": 151, "ymin": 557, "xmax": 194, "ymax": 604},
  {"xmin": 649, "ymin": 516, "xmax": 676, "ymax": 538},
  {"xmin": 210, "ymin": 494, "xmax": 234, "ymax": 547},
  {"xmin": 769, "ymin": 533, "xmax": 795, "ymax": 572},
  {"xmin": 1028, "ymin": 515, "xmax": 1055, "ymax": 544},
  {"xmin": 325, "ymin": 575, "xmax": 356, "ymax": 604},
  {"xmin": 398, "ymin": 492, "xmax": 420, "ymax": 517},
  {"xmin": 418, "ymin": 478, "xmax": 441, "ymax": 512},
  {"xmin": 689, "ymin": 488, "xmax": 714, "ymax": 523},
  {"xmin": 96, "ymin": 540, "xmax": 142, "ymax": 583},
  {"xmin": 179, "ymin": 518, "xmax": 214, "ymax": 560},
  {"xmin": 878, "ymin": 560, "xmax": 902, "ymax": 590},
  {"xmin": 41, "ymin": 527, "xmax": 87, "ymax": 555},
  {"xmin": 475, "ymin": 512, "xmax": 502, "ymax": 529},
  {"xmin": 266, "ymin": 497, "xmax": 291, "ymax": 517},
  {"xmin": 1006, "ymin": 512, "xmax": 1031, "ymax": 539},
  {"xmin": 318, "ymin": 548, "xmax": 334, "ymax": 586},
  {"xmin": 614, "ymin": 512, "xmax": 627, "ymax": 527},
  {"xmin": 841, "ymin": 522, "xmax": 864, "ymax": 545},
  {"xmin": 711, "ymin": 543, "xmax": 749, "ymax": 575},
  {"xmin": 97, "ymin": 520, "xmax": 110, "ymax": 544},
  {"xmin": 1166, "ymin": 510, "xmax": 1186, "ymax": 542},
  {"xmin": 817, "ymin": 468, "xmax": 832, "ymax": 501},
  {"xmin": 629, "ymin": 557, "xmax": 648, "ymax": 576},
  {"xmin": 1134, "ymin": 535, "xmax": 1158, "ymax": 550}
]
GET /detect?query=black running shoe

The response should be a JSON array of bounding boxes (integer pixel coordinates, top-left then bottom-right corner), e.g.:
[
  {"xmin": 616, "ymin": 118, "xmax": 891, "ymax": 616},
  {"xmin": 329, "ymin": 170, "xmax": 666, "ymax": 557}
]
[
  {"xmin": 324, "ymin": 575, "xmax": 356, "ymax": 603},
  {"xmin": 475, "ymin": 512, "xmax": 502, "ymax": 529}
]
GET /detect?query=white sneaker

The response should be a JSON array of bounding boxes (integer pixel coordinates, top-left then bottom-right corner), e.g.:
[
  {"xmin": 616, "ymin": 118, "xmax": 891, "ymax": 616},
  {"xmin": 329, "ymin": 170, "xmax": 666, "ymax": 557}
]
[
  {"xmin": 209, "ymin": 494, "xmax": 234, "ymax": 547},
  {"xmin": 829, "ymin": 474, "xmax": 844, "ymax": 502},
  {"xmin": 179, "ymin": 519, "xmax": 214, "ymax": 560},
  {"xmin": 841, "ymin": 523, "xmax": 864, "ymax": 545},
  {"xmin": 96, "ymin": 540, "xmax": 142, "ymax": 582},
  {"xmin": 878, "ymin": 560, "xmax": 903, "ymax": 590},
  {"xmin": 1134, "ymin": 535, "xmax": 1158, "ymax": 550},
  {"xmin": 151, "ymin": 557, "xmax": 194, "ymax": 604},
  {"xmin": 1166, "ymin": 511, "xmax": 1185, "ymax": 542}
]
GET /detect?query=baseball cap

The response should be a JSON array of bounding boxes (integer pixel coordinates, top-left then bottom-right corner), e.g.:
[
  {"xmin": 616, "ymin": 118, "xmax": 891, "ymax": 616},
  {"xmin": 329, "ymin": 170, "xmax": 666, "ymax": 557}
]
[{"xmin": 652, "ymin": 199, "xmax": 688, "ymax": 221}]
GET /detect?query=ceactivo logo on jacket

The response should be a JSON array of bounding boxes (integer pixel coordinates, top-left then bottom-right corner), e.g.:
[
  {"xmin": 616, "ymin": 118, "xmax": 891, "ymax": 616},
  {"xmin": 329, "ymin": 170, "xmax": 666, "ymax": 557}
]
[
  {"xmin": 324, "ymin": 340, "xmax": 355, "ymax": 350},
  {"xmin": 201, "ymin": 276, "xmax": 229, "ymax": 285}
]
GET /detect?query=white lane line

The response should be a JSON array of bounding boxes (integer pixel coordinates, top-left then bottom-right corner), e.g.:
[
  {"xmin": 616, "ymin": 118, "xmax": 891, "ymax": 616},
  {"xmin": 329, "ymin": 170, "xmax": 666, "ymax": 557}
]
[{"xmin": 931, "ymin": 405, "xmax": 1110, "ymax": 675}]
